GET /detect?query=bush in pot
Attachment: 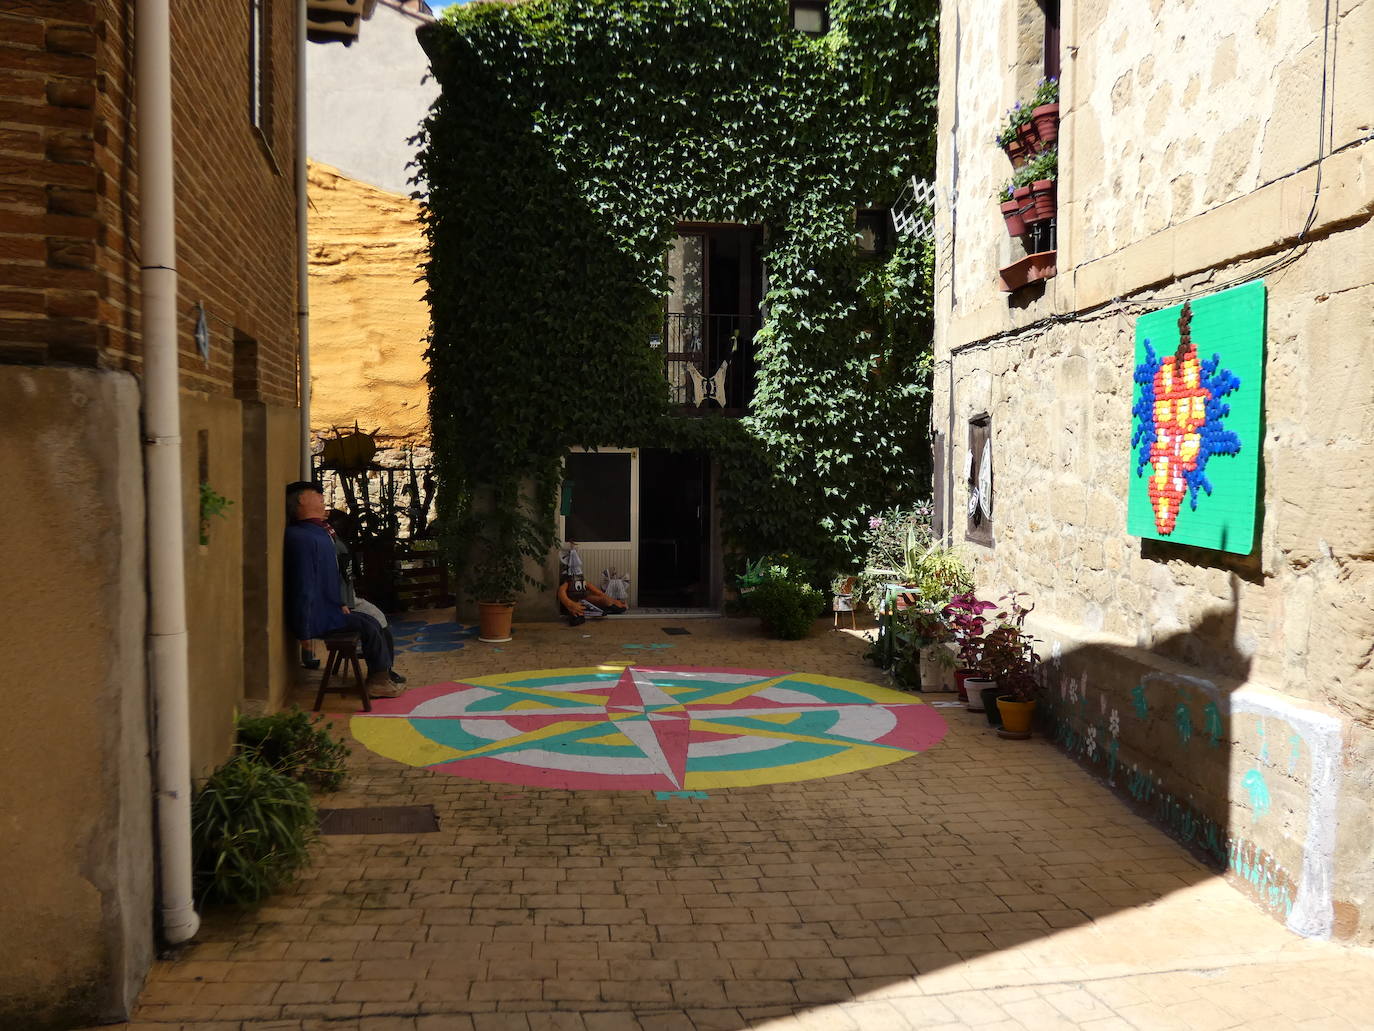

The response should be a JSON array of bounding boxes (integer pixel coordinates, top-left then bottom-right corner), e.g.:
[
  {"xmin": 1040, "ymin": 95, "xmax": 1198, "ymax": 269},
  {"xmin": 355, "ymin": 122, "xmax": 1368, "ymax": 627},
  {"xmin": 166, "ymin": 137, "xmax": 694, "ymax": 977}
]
[
  {"xmin": 468, "ymin": 544, "xmax": 525, "ymax": 643},
  {"xmin": 978, "ymin": 592, "xmax": 1042, "ymax": 736},
  {"xmin": 741, "ymin": 554, "xmax": 823, "ymax": 640},
  {"xmin": 939, "ymin": 592, "xmax": 997, "ymax": 702}
]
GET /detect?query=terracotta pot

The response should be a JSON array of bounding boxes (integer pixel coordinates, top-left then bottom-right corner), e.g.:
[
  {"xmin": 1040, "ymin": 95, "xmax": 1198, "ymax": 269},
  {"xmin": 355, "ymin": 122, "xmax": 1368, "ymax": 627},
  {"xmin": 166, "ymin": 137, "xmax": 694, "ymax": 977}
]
[
  {"xmin": 1031, "ymin": 103, "xmax": 1059, "ymax": 147},
  {"xmin": 477, "ymin": 602, "xmax": 515, "ymax": 643},
  {"xmin": 998, "ymin": 250, "xmax": 1058, "ymax": 292},
  {"xmin": 1016, "ymin": 120, "xmax": 1039, "ymax": 154},
  {"xmin": 953, "ymin": 667, "xmax": 985, "ymax": 702},
  {"xmin": 1000, "ymin": 197, "xmax": 1027, "ymax": 237},
  {"xmin": 964, "ymin": 677, "xmax": 996, "ymax": 712},
  {"xmin": 1028, "ymin": 179, "xmax": 1056, "ymax": 223},
  {"xmin": 996, "ymin": 696, "xmax": 1037, "ymax": 736},
  {"xmin": 1002, "ymin": 136, "xmax": 1026, "ymax": 167}
]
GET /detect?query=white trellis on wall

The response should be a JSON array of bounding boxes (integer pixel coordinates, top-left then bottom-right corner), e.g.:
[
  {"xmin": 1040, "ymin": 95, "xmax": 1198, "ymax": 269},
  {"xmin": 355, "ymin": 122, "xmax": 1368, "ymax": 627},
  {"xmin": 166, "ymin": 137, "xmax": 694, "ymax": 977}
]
[{"xmin": 892, "ymin": 175, "xmax": 937, "ymax": 239}]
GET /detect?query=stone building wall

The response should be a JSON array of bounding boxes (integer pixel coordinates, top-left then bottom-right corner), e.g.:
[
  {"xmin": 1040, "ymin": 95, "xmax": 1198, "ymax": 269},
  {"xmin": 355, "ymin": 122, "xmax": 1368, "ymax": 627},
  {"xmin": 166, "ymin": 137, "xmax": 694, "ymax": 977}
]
[{"xmin": 933, "ymin": 0, "xmax": 1374, "ymax": 942}]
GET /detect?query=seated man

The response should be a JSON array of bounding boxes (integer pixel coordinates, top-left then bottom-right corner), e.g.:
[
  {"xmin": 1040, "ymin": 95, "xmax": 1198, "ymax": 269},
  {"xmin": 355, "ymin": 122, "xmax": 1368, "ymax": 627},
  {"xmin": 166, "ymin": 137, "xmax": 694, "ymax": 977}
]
[
  {"xmin": 557, "ymin": 544, "xmax": 627, "ymax": 627},
  {"xmin": 284, "ymin": 481, "xmax": 402, "ymax": 698}
]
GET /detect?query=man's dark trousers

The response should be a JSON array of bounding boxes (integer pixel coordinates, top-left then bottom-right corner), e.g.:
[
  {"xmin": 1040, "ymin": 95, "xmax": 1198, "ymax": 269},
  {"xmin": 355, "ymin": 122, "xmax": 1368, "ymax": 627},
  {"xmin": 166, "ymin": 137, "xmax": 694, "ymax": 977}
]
[{"xmin": 343, "ymin": 611, "xmax": 392, "ymax": 676}]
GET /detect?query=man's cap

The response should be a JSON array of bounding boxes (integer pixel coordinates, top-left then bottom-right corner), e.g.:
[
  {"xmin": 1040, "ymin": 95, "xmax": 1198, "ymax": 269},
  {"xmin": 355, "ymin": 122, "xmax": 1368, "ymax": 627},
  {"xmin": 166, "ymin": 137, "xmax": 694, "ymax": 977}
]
[{"xmin": 286, "ymin": 480, "xmax": 325, "ymax": 496}]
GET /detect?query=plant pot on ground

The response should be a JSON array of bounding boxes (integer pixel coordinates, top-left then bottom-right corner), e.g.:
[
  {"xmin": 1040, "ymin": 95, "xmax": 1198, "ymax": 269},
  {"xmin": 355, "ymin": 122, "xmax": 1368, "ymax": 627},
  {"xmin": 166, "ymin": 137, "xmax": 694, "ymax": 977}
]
[
  {"xmin": 953, "ymin": 667, "xmax": 985, "ymax": 702},
  {"xmin": 468, "ymin": 548, "xmax": 525, "ymax": 643},
  {"xmin": 981, "ymin": 685, "xmax": 1004, "ymax": 726},
  {"xmin": 997, "ymin": 696, "xmax": 1036, "ymax": 738},
  {"xmin": 963, "ymin": 676, "xmax": 996, "ymax": 712},
  {"xmin": 980, "ymin": 592, "xmax": 1042, "ymax": 737}
]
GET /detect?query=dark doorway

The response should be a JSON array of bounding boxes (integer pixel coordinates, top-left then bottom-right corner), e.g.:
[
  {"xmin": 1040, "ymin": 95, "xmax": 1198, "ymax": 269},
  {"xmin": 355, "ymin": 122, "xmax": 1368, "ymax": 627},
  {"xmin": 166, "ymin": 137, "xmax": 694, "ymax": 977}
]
[{"xmin": 638, "ymin": 449, "xmax": 710, "ymax": 608}]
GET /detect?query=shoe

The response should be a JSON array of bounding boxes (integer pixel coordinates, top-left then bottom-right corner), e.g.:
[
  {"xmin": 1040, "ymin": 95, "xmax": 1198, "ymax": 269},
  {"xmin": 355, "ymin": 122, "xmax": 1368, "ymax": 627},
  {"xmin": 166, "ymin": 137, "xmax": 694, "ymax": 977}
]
[
  {"xmin": 388, "ymin": 669, "xmax": 407, "ymax": 684},
  {"xmin": 604, "ymin": 604, "xmax": 627, "ymax": 615},
  {"xmin": 568, "ymin": 614, "xmax": 586, "ymax": 627},
  {"xmin": 366, "ymin": 676, "xmax": 404, "ymax": 698}
]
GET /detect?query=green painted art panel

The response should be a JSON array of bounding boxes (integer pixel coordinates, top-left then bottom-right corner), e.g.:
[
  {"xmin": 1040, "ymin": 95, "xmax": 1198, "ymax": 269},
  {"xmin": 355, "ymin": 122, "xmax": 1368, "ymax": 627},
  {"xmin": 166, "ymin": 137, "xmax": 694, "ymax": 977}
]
[{"xmin": 1127, "ymin": 280, "xmax": 1265, "ymax": 554}]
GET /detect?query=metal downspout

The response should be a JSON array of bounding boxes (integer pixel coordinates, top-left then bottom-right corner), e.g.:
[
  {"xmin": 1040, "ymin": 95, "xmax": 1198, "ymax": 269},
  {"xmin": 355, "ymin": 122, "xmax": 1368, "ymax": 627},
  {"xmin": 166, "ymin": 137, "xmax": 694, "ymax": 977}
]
[{"xmin": 136, "ymin": 0, "xmax": 199, "ymax": 945}]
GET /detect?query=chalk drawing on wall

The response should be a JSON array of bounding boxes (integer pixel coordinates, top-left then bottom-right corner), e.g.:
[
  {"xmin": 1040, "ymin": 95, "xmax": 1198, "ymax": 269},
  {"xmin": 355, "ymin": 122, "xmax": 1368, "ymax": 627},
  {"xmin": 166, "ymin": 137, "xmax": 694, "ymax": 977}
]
[
  {"xmin": 1047, "ymin": 662, "xmax": 1342, "ymax": 940},
  {"xmin": 1128, "ymin": 280, "xmax": 1265, "ymax": 554}
]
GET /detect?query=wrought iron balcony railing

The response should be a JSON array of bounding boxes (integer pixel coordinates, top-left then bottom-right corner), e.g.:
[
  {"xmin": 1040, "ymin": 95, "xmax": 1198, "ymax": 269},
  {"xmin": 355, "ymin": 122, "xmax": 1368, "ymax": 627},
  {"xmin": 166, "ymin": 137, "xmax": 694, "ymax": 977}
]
[{"xmin": 656, "ymin": 312, "xmax": 759, "ymax": 413}]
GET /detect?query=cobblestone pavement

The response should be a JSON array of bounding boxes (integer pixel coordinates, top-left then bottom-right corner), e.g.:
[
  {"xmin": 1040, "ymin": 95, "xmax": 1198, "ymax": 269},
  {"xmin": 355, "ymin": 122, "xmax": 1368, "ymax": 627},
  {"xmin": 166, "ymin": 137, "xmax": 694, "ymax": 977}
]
[{"xmin": 105, "ymin": 615, "xmax": 1374, "ymax": 1030}]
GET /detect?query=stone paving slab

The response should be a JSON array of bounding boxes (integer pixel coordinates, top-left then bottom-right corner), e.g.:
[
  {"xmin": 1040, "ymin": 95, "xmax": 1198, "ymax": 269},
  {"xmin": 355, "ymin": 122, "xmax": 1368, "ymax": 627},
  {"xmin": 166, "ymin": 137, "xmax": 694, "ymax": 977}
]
[{"xmin": 94, "ymin": 614, "xmax": 1374, "ymax": 1030}]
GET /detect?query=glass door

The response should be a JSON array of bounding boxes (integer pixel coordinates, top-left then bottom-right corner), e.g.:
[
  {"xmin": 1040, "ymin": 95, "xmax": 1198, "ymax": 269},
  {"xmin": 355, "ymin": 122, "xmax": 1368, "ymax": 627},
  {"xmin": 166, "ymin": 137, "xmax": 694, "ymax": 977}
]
[{"xmin": 560, "ymin": 448, "xmax": 638, "ymax": 607}]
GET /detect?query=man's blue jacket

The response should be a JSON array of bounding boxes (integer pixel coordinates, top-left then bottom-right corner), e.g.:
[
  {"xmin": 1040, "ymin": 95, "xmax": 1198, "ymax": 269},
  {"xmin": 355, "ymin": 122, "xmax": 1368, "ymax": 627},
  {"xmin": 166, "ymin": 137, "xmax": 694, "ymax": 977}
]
[{"xmin": 284, "ymin": 521, "xmax": 349, "ymax": 640}]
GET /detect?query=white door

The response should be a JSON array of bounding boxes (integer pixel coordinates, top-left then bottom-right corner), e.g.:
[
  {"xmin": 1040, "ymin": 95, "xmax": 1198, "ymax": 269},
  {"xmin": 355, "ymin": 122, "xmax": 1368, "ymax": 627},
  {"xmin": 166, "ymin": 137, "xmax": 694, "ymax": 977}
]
[{"xmin": 559, "ymin": 448, "xmax": 638, "ymax": 607}]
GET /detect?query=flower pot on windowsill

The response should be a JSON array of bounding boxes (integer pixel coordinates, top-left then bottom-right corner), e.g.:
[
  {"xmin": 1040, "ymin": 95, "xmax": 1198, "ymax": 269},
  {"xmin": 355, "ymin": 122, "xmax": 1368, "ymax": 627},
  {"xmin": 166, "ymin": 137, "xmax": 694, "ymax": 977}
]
[
  {"xmin": 1000, "ymin": 194, "xmax": 1029, "ymax": 237},
  {"xmin": 998, "ymin": 250, "xmax": 1058, "ymax": 292},
  {"xmin": 1031, "ymin": 103, "xmax": 1059, "ymax": 147},
  {"xmin": 1027, "ymin": 179, "xmax": 1056, "ymax": 223},
  {"xmin": 1002, "ymin": 136, "xmax": 1026, "ymax": 167},
  {"xmin": 1016, "ymin": 121, "xmax": 1039, "ymax": 155}
]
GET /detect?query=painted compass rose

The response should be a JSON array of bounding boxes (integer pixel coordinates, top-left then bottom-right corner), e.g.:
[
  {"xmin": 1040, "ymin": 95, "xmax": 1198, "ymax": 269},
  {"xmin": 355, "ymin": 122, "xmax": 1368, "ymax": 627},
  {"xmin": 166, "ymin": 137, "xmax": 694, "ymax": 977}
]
[{"xmin": 350, "ymin": 665, "xmax": 949, "ymax": 791}]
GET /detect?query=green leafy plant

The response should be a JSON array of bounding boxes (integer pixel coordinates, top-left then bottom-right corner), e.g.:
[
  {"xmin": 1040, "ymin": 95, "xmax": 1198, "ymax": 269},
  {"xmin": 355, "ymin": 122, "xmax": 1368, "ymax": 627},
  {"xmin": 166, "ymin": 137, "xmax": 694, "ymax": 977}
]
[
  {"xmin": 1019, "ymin": 146, "xmax": 1058, "ymax": 184},
  {"xmin": 748, "ymin": 577, "xmax": 825, "ymax": 640},
  {"xmin": 1032, "ymin": 76, "xmax": 1060, "ymax": 107},
  {"xmin": 235, "ymin": 708, "xmax": 348, "ymax": 792},
  {"xmin": 190, "ymin": 753, "xmax": 316, "ymax": 907},
  {"xmin": 978, "ymin": 592, "xmax": 1041, "ymax": 701},
  {"xmin": 416, "ymin": 0, "xmax": 941, "ymax": 586},
  {"xmin": 199, "ymin": 482, "xmax": 233, "ymax": 546},
  {"xmin": 994, "ymin": 100, "xmax": 1034, "ymax": 148}
]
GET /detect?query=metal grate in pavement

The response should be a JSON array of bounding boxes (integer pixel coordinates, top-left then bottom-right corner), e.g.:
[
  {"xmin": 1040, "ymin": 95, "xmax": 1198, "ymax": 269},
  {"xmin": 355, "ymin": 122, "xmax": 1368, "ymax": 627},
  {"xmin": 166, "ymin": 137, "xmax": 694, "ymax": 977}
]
[{"xmin": 317, "ymin": 805, "xmax": 439, "ymax": 835}]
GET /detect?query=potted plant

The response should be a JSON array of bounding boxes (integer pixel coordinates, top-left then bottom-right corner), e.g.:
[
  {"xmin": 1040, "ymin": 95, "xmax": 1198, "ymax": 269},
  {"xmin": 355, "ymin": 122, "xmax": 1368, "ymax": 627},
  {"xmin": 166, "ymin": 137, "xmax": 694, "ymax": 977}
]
[
  {"xmin": 1030, "ymin": 77, "xmax": 1059, "ymax": 147},
  {"xmin": 979, "ymin": 593, "xmax": 1041, "ymax": 737},
  {"xmin": 940, "ymin": 592, "xmax": 996, "ymax": 704},
  {"xmin": 469, "ymin": 547, "xmax": 524, "ymax": 643},
  {"xmin": 994, "ymin": 102, "xmax": 1035, "ymax": 166},
  {"xmin": 1023, "ymin": 147, "xmax": 1058, "ymax": 224},
  {"xmin": 998, "ymin": 183, "xmax": 1027, "ymax": 237}
]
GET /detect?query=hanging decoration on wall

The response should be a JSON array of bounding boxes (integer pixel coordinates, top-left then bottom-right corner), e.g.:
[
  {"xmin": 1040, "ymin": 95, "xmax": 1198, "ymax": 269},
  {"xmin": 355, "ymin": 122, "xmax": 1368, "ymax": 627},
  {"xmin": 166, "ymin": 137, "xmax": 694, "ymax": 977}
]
[{"xmin": 1127, "ymin": 280, "xmax": 1264, "ymax": 554}]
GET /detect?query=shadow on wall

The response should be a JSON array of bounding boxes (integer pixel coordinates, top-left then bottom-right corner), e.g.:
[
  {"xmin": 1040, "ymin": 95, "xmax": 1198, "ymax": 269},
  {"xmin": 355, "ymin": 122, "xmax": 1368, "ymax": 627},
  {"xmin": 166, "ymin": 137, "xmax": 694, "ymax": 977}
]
[{"xmin": 1037, "ymin": 571, "xmax": 1352, "ymax": 942}]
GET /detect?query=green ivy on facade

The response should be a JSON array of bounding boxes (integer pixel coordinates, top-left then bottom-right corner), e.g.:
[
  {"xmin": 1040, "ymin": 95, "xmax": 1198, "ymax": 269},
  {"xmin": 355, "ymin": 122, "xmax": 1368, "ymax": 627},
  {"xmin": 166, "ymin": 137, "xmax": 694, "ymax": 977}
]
[{"xmin": 416, "ymin": 0, "xmax": 940, "ymax": 584}]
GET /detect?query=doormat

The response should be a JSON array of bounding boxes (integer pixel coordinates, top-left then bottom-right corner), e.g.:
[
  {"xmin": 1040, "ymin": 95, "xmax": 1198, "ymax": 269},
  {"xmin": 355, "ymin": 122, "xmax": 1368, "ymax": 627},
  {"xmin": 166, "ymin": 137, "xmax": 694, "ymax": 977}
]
[
  {"xmin": 318, "ymin": 805, "xmax": 439, "ymax": 835},
  {"xmin": 662, "ymin": 627, "xmax": 691, "ymax": 636}
]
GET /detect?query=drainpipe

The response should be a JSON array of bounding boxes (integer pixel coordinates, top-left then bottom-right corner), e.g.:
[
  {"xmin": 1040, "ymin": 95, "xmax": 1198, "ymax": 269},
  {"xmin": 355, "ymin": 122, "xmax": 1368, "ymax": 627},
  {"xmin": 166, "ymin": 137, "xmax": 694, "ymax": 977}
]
[
  {"xmin": 136, "ymin": 0, "xmax": 200, "ymax": 944},
  {"xmin": 297, "ymin": 0, "xmax": 312, "ymax": 478}
]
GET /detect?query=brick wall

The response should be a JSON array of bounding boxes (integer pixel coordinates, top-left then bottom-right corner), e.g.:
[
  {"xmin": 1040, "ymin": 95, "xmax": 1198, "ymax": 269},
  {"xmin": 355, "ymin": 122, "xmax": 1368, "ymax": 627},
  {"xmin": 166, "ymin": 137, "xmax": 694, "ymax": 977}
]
[
  {"xmin": 1, "ymin": 0, "xmax": 300, "ymax": 405},
  {"xmin": 0, "ymin": 2, "xmax": 104, "ymax": 365}
]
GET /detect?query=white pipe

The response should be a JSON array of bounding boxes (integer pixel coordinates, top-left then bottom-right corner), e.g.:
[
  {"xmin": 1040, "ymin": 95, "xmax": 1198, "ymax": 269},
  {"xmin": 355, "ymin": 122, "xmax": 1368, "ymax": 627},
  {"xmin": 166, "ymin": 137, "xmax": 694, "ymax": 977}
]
[
  {"xmin": 136, "ymin": 0, "xmax": 199, "ymax": 945},
  {"xmin": 297, "ymin": 0, "xmax": 312, "ymax": 478}
]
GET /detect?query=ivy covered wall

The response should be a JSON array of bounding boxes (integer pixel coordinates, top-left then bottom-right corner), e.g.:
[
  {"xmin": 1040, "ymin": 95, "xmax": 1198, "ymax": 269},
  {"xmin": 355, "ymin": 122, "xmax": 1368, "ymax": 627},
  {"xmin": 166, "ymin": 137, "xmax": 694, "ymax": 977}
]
[{"xmin": 416, "ymin": 0, "xmax": 939, "ymax": 586}]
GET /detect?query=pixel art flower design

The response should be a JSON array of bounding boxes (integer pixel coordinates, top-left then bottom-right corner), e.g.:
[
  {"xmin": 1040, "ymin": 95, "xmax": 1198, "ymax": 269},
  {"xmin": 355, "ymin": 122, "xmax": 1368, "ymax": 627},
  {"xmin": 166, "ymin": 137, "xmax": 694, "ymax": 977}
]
[{"xmin": 1131, "ymin": 301, "xmax": 1243, "ymax": 535}]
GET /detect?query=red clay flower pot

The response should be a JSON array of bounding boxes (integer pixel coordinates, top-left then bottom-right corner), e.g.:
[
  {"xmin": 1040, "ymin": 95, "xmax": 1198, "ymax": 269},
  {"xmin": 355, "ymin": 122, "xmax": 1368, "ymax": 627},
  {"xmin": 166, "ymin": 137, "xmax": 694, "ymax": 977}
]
[
  {"xmin": 1002, "ymin": 136, "xmax": 1026, "ymax": 167},
  {"xmin": 1031, "ymin": 103, "xmax": 1059, "ymax": 147},
  {"xmin": 1028, "ymin": 179, "xmax": 1057, "ymax": 222},
  {"xmin": 1000, "ymin": 197, "xmax": 1027, "ymax": 237},
  {"xmin": 1016, "ymin": 120, "xmax": 1039, "ymax": 154}
]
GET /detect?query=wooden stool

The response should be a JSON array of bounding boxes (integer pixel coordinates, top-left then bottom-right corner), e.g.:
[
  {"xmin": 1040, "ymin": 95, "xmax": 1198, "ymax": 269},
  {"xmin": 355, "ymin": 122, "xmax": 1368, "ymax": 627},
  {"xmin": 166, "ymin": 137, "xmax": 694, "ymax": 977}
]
[{"xmin": 314, "ymin": 631, "xmax": 371, "ymax": 712}]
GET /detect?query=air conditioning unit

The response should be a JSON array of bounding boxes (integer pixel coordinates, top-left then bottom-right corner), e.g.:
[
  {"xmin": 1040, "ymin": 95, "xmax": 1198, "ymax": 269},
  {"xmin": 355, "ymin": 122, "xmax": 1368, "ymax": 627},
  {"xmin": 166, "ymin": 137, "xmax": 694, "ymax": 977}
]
[{"xmin": 306, "ymin": 0, "xmax": 379, "ymax": 46}]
